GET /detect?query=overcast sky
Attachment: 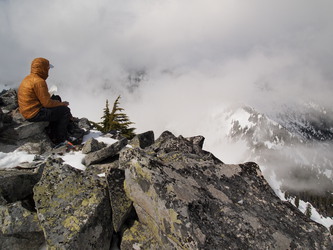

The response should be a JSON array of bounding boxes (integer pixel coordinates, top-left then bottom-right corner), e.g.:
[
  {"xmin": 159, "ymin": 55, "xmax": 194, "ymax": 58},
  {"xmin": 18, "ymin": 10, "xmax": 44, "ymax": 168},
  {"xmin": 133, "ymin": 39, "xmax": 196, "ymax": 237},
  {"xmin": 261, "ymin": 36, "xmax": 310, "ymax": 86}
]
[{"xmin": 1, "ymin": 0, "xmax": 333, "ymax": 139}]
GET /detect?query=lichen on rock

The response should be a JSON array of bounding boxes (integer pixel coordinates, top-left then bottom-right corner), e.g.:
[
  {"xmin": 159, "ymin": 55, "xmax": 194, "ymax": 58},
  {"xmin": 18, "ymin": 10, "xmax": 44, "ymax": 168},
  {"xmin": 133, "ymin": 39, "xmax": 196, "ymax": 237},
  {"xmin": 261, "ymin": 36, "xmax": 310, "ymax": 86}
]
[
  {"xmin": 122, "ymin": 131, "xmax": 333, "ymax": 249},
  {"xmin": 33, "ymin": 157, "xmax": 112, "ymax": 249},
  {"xmin": 0, "ymin": 201, "xmax": 44, "ymax": 250}
]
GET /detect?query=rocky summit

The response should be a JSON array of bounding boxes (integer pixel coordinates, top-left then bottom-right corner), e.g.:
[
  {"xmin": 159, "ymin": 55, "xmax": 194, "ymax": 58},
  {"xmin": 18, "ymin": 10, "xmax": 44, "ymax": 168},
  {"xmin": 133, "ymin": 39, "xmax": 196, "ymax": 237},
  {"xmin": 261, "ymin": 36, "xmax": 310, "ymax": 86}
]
[{"xmin": 0, "ymin": 89, "xmax": 332, "ymax": 249}]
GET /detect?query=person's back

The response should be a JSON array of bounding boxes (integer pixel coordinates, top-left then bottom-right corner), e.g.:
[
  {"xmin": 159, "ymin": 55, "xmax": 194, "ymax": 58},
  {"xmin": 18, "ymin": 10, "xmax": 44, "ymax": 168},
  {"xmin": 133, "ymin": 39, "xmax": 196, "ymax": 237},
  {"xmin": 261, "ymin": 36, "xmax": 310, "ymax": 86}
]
[
  {"xmin": 18, "ymin": 58, "xmax": 63, "ymax": 120},
  {"xmin": 18, "ymin": 57, "xmax": 71, "ymax": 145}
]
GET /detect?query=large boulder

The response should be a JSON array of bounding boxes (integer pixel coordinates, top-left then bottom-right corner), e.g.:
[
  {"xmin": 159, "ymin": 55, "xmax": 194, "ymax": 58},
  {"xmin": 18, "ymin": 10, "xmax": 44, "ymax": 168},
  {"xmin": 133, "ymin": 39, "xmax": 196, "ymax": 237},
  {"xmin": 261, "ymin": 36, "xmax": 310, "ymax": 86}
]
[
  {"xmin": 33, "ymin": 158, "xmax": 113, "ymax": 249},
  {"xmin": 0, "ymin": 121, "xmax": 49, "ymax": 143},
  {"xmin": 122, "ymin": 131, "xmax": 332, "ymax": 249}
]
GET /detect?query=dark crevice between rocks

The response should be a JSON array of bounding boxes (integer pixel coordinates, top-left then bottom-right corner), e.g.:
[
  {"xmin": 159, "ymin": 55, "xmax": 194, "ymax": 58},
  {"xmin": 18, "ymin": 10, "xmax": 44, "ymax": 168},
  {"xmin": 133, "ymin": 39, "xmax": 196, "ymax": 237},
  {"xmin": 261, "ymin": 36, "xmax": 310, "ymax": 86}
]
[
  {"xmin": 100, "ymin": 154, "xmax": 120, "ymax": 165},
  {"xmin": 111, "ymin": 206, "xmax": 139, "ymax": 249},
  {"xmin": 21, "ymin": 193, "xmax": 37, "ymax": 212},
  {"xmin": 107, "ymin": 165, "xmax": 139, "ymax": 249}
]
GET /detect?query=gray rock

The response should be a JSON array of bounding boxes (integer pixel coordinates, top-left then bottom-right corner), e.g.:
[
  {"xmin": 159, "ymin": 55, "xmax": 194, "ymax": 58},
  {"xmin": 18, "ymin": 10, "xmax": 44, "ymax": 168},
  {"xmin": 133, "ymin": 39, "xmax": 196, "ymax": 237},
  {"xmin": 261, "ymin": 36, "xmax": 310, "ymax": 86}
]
[
  {"xmin": 0, "ymin": 193, "xmax": 7, "ymax": 206},
  {"xmin": 0, "ymin": 89, "xmax": 18, "ymax": 112},
  {"xmin": 82, "ymin": 137, "xmax": 106, "ymax": 154},
  {"xmin": 78, "ymin": 117, "xmax": 92, "ymax": 130},
  {"xmin": 149, "ymin": 130, "xmax": 221, "ymax": 162},
  {"xmin": 129, "ymin": 130, "xmax": 155, "ymax": 149},
  {"xmin": 82, "ymin": 138, "xmax": 128, "ymax": 166},
  {"xmin": 85, "ymin": 162, "xmax": 116, "ymax": 177},
  {"xmin": 0, "ymin": 233, "xmax": 45, "ymax": 250},
  {"xmin": 0, "ymin": 121, "xmax": 49, "ymax": 143},
  {"xmin": 33, "ymin": 158, "xmax": 113, "ymax": 249},
  {"xmin": 0, "ymin": 168, "xmax": 42, "ymax": 203},
  {"xmin": 0, "ymin": 201, "xmax": 43, "ymax": 234},
  {"xmin": 11, "ymin": 108, "xmax": 25, "ymax": 123},
  {"xmin": 0, "ymin": 201, "xmax": 44, "ymax": 250},
  {"xmin": 16, "ymin": 140, "xmax": 53, "ymax": 155},
  {"xmin": 122, "ymin": 131, "xmax": 332, "ymax": 249},
  {"xmin": 120, "ymin": 220, "xmax": 161, "ymax": 250}
]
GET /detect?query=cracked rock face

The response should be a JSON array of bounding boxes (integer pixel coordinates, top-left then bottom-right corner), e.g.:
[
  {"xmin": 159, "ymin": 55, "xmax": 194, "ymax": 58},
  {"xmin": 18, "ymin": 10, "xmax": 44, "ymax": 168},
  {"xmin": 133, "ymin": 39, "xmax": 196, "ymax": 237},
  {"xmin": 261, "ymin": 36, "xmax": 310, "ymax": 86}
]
[{"xmin": 122, "ymin": 131, "xmax": 332, "ymax": 249}]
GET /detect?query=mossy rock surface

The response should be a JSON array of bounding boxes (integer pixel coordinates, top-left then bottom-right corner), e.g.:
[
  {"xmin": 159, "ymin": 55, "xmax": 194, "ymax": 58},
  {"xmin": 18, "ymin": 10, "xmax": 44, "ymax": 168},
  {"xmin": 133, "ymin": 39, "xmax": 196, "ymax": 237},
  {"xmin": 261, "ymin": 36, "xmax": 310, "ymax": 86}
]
[
  {"xmin": 33, "ymin": 158, "xmax": 112, "ymax": 249},
  {"xmin": 0, "ymin": 201, "xmax": 44, "ymax": 250},
  {"xmin": 121, "ymin": 220, "xmax": 161, "ymax": 250}
]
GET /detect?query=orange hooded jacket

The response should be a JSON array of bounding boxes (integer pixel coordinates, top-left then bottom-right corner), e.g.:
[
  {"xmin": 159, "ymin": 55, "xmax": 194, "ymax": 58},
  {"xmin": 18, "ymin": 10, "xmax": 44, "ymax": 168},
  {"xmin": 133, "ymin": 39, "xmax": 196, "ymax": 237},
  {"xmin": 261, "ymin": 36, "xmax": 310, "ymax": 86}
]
[{"xmin": 18, "ymin": 58, "xmax": 66, "ymax": 119}]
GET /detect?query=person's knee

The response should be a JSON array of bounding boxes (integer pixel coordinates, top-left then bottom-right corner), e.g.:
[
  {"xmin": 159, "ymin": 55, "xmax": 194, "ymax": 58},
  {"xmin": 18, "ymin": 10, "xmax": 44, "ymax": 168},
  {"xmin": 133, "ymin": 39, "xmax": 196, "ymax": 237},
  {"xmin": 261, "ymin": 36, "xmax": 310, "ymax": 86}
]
[
  {"xmin": 49, "ymin": 106, "xmax": 71, "ymax": 122},
  {"xmin": 59, "ymin": 106, "xmax": 71, "ymax": 118}
]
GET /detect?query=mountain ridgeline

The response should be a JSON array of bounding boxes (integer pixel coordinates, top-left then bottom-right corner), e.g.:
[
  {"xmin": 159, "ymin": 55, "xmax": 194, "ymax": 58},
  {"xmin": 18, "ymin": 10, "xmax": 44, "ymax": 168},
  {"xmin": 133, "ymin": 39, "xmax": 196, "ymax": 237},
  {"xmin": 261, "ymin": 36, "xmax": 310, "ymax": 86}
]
[{"xmin": 224, "ymin": 104, "xmax": 333, "ymax": 218}]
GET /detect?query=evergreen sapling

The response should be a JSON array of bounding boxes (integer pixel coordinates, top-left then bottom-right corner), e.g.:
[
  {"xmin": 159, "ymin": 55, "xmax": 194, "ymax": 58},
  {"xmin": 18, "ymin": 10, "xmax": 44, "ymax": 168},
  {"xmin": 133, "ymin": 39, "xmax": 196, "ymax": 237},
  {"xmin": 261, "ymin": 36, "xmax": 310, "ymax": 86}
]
[{"xmin": 92, "ymin": 96, "xmax": 136, "ymax": 139}]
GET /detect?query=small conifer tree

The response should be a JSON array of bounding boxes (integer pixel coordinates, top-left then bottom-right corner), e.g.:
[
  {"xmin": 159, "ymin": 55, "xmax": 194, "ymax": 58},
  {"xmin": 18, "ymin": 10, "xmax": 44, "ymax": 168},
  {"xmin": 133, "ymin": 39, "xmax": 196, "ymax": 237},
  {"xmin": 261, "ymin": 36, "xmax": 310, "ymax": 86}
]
[
  {"xmin": 305, "ymin": 203, "xmax": 312, "ymax": 218},
  {"xmin": 100, "ymin": 99, "xmax": 112, "ymax": 133},
  {"xmin": 93, "ymin": 96, "xmax": 136, "ymax": 139},
  {"xmin": 295, "ymin": 196, "xmax": 300, "ymax": 208}
]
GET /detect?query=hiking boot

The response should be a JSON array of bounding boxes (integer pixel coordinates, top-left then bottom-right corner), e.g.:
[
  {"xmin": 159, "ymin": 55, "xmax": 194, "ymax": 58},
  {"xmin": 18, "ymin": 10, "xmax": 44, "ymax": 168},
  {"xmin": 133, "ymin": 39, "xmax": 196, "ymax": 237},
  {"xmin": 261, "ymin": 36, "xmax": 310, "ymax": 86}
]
[{"xmin": 54, "ymin": 140, "xmax": 74, "ymax": 149}]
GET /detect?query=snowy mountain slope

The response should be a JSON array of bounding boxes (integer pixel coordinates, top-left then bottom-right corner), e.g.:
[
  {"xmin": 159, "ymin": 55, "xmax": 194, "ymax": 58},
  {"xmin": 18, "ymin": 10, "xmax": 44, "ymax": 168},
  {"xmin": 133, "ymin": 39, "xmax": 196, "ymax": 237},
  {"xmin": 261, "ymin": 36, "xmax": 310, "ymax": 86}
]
[
  {"xmin": 272, "ymin": 103, "xmax": 333, "ymax": 141},
  {"xmin": 217, "ymin": 104, "xmax": 333, "ymax": 219},
  {"xmin": 223, "ymin": 105, "xmax": 333, "ymax": 183}
]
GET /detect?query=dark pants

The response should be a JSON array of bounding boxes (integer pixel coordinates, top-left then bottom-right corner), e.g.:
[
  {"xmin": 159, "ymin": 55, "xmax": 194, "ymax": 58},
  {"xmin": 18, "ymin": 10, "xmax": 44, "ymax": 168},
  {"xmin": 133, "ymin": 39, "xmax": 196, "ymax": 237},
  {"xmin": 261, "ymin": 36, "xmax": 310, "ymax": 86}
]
[{"xmin": 28, "ymin": 106, "xmax": 71, "ymax": 144}]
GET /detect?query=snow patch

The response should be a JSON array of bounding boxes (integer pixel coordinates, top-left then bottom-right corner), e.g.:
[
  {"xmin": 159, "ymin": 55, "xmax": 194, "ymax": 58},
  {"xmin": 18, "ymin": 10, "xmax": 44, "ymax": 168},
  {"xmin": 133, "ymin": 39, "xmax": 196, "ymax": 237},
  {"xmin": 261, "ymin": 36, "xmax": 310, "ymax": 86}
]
[
  {"xmin": 83, "ymin": 130, "xmax": 118, "ymax": 145},
  {"xmin": 0, "ymin": 151, "xmax": 35, "ymax": 169},
  {"xmin": 62, "ymin": 151, "xmax": 86, "ymax": 171},
  {"xmin": 227, "ymin": 108, "xmax": 255, "ymax": 130}
]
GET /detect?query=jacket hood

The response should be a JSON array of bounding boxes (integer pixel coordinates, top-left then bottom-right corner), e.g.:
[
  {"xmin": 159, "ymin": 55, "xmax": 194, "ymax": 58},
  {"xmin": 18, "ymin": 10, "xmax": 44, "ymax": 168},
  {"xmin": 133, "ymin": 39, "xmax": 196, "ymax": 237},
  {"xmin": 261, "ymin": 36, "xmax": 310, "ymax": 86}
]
[{"xmin": 30, "ymin": 57, "xmax": 50, "ymax": 80}]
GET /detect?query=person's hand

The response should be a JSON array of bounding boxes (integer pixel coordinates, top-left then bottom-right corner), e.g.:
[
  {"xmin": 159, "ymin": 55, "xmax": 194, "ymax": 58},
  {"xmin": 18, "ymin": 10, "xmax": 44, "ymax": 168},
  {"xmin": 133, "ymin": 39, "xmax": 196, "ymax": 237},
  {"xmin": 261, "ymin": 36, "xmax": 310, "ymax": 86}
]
[{"xmin": 62, "ymin": 101, "xmax": 69, "ymax": 106}]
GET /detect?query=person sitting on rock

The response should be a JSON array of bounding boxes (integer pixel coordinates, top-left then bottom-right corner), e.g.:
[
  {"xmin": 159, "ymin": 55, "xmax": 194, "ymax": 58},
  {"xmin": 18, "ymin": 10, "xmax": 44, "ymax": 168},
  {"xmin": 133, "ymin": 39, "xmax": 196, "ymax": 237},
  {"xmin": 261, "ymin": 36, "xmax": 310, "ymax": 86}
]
[{"xmin": 18, "ymin": 57, "xmax": 71, "ymax": 145}]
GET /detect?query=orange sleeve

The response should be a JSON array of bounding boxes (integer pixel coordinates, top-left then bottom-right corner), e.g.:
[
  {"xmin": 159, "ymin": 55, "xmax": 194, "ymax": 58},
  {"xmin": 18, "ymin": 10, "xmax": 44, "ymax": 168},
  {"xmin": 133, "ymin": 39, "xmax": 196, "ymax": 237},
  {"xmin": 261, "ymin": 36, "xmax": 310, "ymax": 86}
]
[{"xmin": 34, "ymin": 80, "xmax": 64, "ymax": 108}]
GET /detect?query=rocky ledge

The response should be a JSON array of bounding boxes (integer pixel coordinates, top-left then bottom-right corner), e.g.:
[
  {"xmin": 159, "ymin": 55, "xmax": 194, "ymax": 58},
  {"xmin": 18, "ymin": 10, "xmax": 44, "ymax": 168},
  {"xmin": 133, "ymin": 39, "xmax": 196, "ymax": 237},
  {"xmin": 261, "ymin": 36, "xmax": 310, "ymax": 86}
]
[{"xmin": 0, "ymin": 130, "xmax": 332, "ymax": 249}]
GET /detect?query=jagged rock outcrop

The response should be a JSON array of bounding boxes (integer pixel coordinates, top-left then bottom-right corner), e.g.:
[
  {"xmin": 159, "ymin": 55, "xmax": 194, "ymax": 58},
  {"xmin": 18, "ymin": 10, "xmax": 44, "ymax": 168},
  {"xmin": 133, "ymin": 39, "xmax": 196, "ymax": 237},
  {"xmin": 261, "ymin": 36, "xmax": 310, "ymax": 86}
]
[{"xmin": 120, "ymin": 131, "xmax": 332, "ymax": 249}]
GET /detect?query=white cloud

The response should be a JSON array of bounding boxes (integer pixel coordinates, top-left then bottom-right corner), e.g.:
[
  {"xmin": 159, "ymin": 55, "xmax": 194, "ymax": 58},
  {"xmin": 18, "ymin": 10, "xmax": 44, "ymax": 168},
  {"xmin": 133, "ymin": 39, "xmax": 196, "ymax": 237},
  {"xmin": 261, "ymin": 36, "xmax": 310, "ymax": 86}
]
[{"xmin": 1, "ymin": 0, "xmax": 333, "ymax": 162}]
